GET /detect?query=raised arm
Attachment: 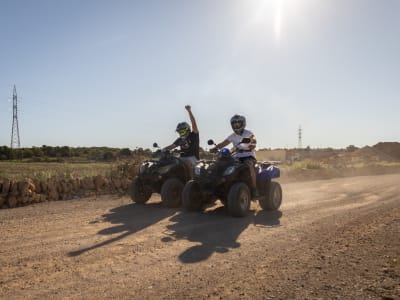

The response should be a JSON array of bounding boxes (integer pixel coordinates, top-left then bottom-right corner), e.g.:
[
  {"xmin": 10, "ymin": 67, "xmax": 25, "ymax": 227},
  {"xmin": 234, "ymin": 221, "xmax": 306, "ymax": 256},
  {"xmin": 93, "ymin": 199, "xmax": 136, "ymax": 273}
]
[{"xmin": 185, "ymin": 105, "xmax": 198, "ymax": 134}]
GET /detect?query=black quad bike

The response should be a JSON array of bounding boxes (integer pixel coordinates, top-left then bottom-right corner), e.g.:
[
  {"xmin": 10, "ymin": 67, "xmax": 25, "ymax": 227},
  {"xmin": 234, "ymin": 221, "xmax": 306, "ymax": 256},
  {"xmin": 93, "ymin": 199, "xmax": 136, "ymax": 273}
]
[
  {"xmin": 130, "ymin": 143, "xmax": 192, "ymax": 208},
  {"xmin": 182, "ymin": 139, "xmax": 282, "ymax": 217}
]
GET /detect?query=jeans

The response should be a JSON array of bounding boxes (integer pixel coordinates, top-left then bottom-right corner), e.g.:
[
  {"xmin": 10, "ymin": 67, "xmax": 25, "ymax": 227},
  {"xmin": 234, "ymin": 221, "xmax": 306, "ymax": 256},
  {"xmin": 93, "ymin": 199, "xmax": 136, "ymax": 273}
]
[
  {"xmin": 237, "ymin": 156, "xmax": 257, "ymax": 190},
  {"xmin": 180, "ymin": 156, "xmax": 198, "ymax": 179}
]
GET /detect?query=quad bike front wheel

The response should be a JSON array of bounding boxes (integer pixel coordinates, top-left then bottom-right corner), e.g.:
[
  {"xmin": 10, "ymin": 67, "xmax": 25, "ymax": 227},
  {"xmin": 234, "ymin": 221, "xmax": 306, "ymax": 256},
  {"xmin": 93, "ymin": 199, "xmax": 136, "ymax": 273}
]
[
  {"xmin": 161, "ymin": 178, "xmax": 184, "ymax": 208},
  {"xmin": 182, "ymin": 180, "xmax": 203, "ymax": 211},
  {"xmin": 259, "ymin": 181, "xmax": 282, "ymax": 210},
  {"xmin": 130, "ymin": 177, "xmax": 152, "ymax": 204},
  {"xmin": 227, "ymin": 182, "xmax": 251, "ymax": 217}
]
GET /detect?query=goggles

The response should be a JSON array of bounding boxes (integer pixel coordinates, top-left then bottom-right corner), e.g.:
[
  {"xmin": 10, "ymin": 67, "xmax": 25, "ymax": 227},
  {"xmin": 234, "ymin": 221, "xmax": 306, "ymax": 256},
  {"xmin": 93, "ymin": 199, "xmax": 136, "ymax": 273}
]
[{"xmin": 178, "ymin": 128, "xmax": 189, "ymax": 136}]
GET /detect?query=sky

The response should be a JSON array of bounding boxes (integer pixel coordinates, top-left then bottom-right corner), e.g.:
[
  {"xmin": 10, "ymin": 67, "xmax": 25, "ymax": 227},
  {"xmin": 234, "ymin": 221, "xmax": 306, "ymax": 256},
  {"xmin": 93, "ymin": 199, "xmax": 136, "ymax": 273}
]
[{"xmin": 0, "ymin": 0, "xmax": 399, "ymax": 150}]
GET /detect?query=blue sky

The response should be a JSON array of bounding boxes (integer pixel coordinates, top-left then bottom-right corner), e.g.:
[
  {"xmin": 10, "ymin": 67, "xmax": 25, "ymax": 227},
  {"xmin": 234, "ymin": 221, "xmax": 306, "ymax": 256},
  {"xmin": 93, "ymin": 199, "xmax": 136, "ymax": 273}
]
[{"xmin": 0, "ymin": 0, "xmax": 399, "ymax": 150}]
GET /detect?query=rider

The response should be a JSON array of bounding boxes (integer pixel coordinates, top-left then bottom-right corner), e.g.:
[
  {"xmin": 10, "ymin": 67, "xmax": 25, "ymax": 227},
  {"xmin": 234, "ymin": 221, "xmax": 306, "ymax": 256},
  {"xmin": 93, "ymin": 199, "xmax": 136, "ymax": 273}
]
[
  {"xmin": 210, "ymin": 114, "xmax": 257, "ymax": 195},
  {"xmin": 163, "ymin": 105, "xmax": 200, "ymax": 171}
]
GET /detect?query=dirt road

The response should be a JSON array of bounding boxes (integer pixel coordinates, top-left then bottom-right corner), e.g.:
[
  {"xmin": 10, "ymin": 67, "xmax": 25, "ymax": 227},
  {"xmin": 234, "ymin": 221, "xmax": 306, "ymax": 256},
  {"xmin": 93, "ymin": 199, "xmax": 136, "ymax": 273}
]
[{"xmin": 1, "ymin": 174, "xmax": 399, "ymax": 299}]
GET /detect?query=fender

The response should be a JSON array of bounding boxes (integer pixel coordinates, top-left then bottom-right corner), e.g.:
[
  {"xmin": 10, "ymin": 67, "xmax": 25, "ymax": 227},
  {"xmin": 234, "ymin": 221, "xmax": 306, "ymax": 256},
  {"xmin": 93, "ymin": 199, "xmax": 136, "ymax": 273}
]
[{"xmin": 257, "ymin": 164, "xmax": 280, "ymax": 180}]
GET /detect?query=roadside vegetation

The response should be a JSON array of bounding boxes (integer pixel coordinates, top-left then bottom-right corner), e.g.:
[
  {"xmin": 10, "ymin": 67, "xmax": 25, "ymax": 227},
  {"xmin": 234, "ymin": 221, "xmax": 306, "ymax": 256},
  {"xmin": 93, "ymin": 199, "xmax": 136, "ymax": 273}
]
[
  {"xmin": 0, "ymin": 145, "xmax": 154, "ymax": 180},
  {"xmin": 0, "ymin": 161, "xmax": 119, "ymax": 181},
  {"xmin": 1, "ymin": 143, "xmax": 399, "ymax": 182},
  {"xmin": 281, "ymin": 160, "xmax": 400, "ymax": 182},
  {"xmin": 0, "ymin": 145, "xmax": 151, "ymax": 162}
]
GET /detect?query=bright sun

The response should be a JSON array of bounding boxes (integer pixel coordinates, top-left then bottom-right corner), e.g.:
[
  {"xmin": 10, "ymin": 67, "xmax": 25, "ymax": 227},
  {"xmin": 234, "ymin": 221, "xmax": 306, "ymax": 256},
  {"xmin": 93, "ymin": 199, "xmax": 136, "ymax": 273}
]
[
  {"xmin": 247, "ymin": 0, "xmax": 284, "ymax": 44},
  {"xmin": 246, "ymin": 0, "xmax": 304, "ymax": 45}
]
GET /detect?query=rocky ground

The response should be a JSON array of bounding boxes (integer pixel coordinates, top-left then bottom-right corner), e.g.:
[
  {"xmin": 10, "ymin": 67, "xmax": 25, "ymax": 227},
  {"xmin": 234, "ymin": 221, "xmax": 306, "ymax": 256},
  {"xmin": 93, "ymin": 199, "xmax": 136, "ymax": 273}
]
[{"xmin": 0, "ymin": 173, "xmax": 399, "ymax": 299}]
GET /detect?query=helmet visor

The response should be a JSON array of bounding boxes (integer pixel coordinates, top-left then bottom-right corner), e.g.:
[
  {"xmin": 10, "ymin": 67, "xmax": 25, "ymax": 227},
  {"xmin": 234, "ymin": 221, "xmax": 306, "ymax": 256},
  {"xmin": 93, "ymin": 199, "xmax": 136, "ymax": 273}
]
[
  {"xmin": 178, "ymin": 128, "xmax": 189, "ymax": 137},
  {"xmin": 231, "ymin": 120, "xmax": 242, "ymax": 130}
]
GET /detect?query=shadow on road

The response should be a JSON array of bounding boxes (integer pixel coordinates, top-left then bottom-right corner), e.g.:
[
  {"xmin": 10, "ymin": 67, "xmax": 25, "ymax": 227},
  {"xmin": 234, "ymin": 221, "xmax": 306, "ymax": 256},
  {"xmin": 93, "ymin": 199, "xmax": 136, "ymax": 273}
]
[
  {"xmin": 161, "ymin": 207, "xmax": 282, "ymax": 264},
  {"xmin": 254, "ymin": 210, "xmax": 282, "ymax": 227},
  {"xmin": 68, "ymin": 202, "xmax": 177, "ymax": 257}
]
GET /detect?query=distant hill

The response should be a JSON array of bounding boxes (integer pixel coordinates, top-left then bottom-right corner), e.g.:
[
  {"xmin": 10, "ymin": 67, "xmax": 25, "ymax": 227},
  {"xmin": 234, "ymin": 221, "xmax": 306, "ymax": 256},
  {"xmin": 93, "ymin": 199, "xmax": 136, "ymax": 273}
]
[
  {"xmin": 349, "ymin": 142, "xmax": 400, "ymax": 162},
  {"xmin": 371, "ymin": 142, "xmax": 400, "ymax": 160}
]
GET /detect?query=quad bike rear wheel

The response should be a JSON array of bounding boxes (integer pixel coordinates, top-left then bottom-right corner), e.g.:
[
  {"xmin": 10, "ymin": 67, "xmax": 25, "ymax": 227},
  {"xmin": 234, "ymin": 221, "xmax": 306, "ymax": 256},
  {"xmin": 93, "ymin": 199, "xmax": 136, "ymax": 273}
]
[
  {"xmin": 259, "ymin": 181, "xmax": 282, "ymax": 210},
  {"xmin": 161, "ymin": 178, "xmax": 184, "ymax": 208}
]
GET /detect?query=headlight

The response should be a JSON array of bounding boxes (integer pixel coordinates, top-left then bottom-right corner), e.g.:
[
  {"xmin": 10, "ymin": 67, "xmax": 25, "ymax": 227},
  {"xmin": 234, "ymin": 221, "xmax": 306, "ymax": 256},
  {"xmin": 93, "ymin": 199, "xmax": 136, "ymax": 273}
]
[
  {"xmin": 194, "ymin": 166, "xmax": 202, "ymax": 176},
  {"xmin": 223, "ymin": 166, "xmax": 236, "ymax": 176},
  {"xmin": 139, "ymin": 162, "xmax": 154, "ymax": 174},
  {"xmin": 159, "ymin": 165, "xmax": 172, "ymax": 174},
  {"xmin": 139, "ymin": 164, "xmax": 148, "ymax": 174},
  {"xmin": 194, "ymin": 162, "xmax": 208, "ymax": 176}
]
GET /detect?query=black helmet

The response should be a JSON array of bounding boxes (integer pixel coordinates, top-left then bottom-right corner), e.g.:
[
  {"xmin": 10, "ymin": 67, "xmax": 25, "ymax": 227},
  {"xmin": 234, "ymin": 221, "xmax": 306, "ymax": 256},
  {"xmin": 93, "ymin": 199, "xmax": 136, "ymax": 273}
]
[
  {"xmin": 230, "ymin": 114, "xmax": 246, "ymax": 134},
  {"xmin": 176, "ymin": 122, "xmax": 191, "ymax": 138}
]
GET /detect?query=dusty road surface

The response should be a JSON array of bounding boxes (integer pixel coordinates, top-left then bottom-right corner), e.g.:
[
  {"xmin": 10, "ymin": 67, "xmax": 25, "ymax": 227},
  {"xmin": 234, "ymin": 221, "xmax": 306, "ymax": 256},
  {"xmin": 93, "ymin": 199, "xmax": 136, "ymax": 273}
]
[{"xmin": 1, "ymin": 173, "xmax": 399, "ymax": 299}]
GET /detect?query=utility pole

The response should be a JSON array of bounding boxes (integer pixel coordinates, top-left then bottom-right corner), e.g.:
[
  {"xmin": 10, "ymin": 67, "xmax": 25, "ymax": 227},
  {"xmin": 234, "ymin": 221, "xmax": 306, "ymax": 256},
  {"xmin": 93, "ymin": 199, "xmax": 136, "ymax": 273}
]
[
  {"xmin": 298, "ymin": 125, "xmax": 302, "ymax": 149},
  {"xmin": 10, "ymin": 85, "xmax": 21, "ymax": 149}
]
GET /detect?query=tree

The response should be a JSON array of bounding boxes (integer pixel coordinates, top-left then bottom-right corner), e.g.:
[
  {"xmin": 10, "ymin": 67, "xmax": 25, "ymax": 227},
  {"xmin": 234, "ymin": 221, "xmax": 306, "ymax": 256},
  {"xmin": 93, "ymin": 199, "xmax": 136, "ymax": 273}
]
[
  {"xmin": 0, "ymin": 146, "xmax": 11, "ymax": 160},
  {"xmin": 346, "ymin": 145, "xmax": 358, "ymax": 152},
  {"xmin": 60, "ymin": 146, "xmax": 71, "ymax": 157},
  {"xmin": 22, "ymin": 148, "xmax": 34, "ymax": 158},
  {"xmin": 103, "ymin": 151, "xmax": 116, "ymax": 161},
  {"xmin": 119, "ymin": 148, "xmax": 132, "ymax": 157},
  {"xmin": 31, "ymin": 147, "xmax": 45, "ymax": 158}
]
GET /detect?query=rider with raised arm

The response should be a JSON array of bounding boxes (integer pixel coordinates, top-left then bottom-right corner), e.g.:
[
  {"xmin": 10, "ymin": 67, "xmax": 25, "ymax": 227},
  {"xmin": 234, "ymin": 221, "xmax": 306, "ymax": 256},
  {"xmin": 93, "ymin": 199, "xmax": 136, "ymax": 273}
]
[
  {"xmin": 210, "ymin": 114, "xmax": 257, "ymax": 194},
  {"xmin": 163, "ymin": 105, "xmax": 200, "ymax": 170}
]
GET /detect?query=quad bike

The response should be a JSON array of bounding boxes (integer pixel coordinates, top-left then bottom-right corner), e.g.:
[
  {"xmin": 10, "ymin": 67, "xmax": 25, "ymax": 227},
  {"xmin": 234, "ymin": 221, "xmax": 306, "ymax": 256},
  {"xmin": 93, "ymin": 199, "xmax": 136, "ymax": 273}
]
[
  {"xmin": 182, "ymin": 139, "xmax": 282, "ymax": 217},
  {"xmin": 130, "ymin": 143, "xmax": 192, "ymax": 208}
]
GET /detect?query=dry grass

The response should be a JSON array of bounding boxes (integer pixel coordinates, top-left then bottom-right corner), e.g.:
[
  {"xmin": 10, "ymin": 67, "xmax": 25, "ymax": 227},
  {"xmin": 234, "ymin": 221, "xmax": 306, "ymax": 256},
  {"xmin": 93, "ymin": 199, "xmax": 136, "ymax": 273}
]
[
  {"xmin": 284, "ymin": 159, "xmax": 326, "ymax": 171},
  {"xmin": 0, "ymin": 161, "xmax": 121, "ymax": 180},
  {"xmin": 280, "ymin": 160, "xmax": 400, "ymax": 182}
]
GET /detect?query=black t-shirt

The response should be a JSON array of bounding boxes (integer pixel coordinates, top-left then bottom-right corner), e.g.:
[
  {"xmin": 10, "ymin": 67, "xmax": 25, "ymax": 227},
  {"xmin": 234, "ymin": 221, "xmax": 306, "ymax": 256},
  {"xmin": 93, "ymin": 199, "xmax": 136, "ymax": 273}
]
[{"xmin": 173, "ymin": 132, "xmax": 199, "ymax": 159}]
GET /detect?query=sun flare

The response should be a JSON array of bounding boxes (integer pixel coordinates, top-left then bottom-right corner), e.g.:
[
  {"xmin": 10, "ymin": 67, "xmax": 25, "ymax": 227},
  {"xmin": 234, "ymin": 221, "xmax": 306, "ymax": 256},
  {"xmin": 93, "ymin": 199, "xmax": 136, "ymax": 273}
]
[
  {"xmin": 246, "ymin": 0, "xmax": 284, "ymax": 45},
  {"xmin": 274, "ymin": 1, "xmax": 282, "ymax": 43}
]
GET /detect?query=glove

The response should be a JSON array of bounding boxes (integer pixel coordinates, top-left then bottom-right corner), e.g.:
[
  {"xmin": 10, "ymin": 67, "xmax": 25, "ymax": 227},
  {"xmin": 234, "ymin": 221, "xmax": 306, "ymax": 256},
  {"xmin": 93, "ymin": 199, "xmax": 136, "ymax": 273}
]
[{"xmin": 210, "ymin": 147, "xmax": 218, "ymax": 153}]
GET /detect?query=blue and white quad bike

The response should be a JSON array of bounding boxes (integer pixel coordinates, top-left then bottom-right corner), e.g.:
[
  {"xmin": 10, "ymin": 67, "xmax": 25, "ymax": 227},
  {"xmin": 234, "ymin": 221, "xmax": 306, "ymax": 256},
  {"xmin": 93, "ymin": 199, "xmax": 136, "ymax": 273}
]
[{"xmin": 182, "ymin": 139, "xmax": 282, "ymax": 217}]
